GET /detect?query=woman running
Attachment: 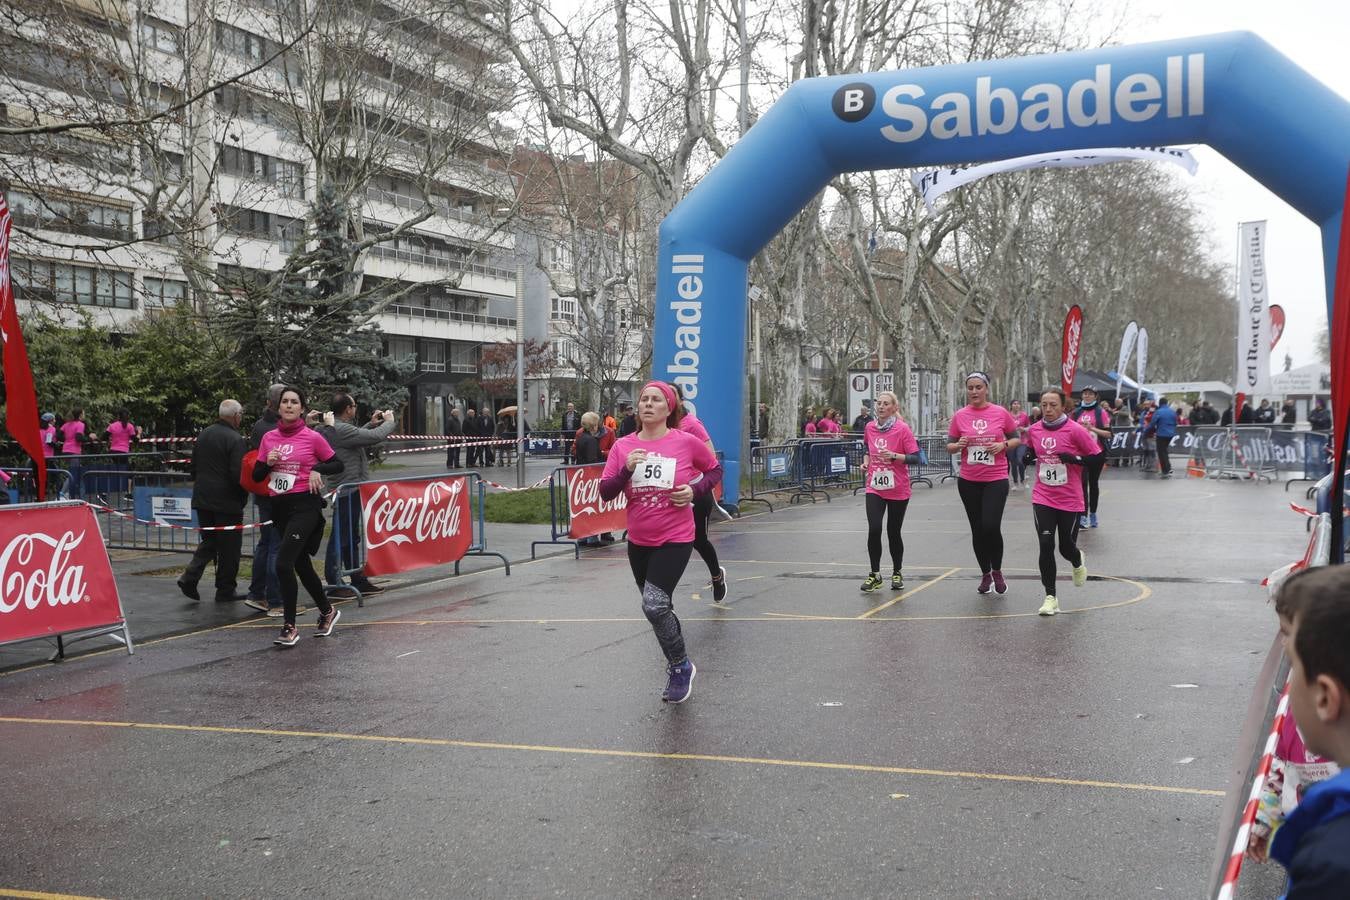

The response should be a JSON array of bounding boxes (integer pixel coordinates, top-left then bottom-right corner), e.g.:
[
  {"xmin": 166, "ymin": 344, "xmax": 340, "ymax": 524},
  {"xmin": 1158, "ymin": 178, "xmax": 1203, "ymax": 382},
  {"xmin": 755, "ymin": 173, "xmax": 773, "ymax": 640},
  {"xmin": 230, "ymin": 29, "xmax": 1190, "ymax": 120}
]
[
  {"xmin": 859, "ymin": 390, "xmax": 922, "ymax": 593},
  {"xmin": 673, "ymin": 384, "xmax": 727, "ymax": 603},
  {"xmin": 1024, "ymin": 388, "xmax": 1096, "ymax": 616},
  {"xmin": 1008, "ymin": 399, "xmax": 1030, "ymax": 490},
  {"xmin": 600, "ymin": 381, "xmax": 722, "ymax": 703},
  {"xmin": 253, "ymin": 386, "xmax": 345, "ymax": 647},
  {"xmin": 1071, "ymin": 386, "xmax": 1112, "ymax": 528},
  {"xmin": 946, "ymin": 372, "xmax": 1020, "ymax": 595}
]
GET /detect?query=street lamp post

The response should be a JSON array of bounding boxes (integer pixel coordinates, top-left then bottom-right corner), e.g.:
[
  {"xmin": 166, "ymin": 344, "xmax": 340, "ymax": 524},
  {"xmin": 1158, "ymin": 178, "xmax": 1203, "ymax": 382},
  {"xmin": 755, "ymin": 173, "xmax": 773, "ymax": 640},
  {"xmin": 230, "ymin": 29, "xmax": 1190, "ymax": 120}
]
[{"xmin": 516, "ymin": 260, "xmax": 525, "ymax": 488}]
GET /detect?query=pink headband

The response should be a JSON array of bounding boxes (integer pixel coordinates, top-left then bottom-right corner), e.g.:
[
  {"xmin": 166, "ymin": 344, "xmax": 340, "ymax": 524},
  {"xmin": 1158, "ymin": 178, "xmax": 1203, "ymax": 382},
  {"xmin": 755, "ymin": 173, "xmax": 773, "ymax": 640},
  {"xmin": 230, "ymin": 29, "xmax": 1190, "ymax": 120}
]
[{"xmin": 642, "ymin": 380, "xmax": 679, "ymax": 413}]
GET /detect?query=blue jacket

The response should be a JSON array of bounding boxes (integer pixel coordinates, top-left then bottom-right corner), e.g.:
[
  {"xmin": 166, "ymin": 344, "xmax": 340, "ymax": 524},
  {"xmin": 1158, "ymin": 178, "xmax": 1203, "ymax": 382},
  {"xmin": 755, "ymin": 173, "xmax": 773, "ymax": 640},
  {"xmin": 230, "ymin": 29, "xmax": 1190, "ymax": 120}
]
[
  {"xmin": 1270, "ymin": 767, "xmax": 1350, "ymax": 898},
  {"xmin": 1146, "ymin": 405, "xmax": 1178, "ymax": 438}
]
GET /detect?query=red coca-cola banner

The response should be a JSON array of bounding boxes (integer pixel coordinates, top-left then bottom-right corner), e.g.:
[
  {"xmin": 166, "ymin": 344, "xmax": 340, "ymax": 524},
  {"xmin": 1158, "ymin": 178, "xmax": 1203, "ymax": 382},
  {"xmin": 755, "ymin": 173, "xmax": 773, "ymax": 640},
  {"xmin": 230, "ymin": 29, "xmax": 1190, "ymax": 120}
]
[
  {"xmin": 1061, "ymin": 304, "xmax": 1084, "ymax": 396},
  {"xmin": 0, "ymin": 503, "xmax": 125, "ymax": 645},
  {"xmin": 566, "ymin": 464, "xmax": 628, "ymax": 540},
  {"xmin": 359, "ymin": 477, "xmax": 473, "ymax": 576},
  {"xmin": 1269, "ymin": 304, "xmax": 1286, "ymax": 350}
]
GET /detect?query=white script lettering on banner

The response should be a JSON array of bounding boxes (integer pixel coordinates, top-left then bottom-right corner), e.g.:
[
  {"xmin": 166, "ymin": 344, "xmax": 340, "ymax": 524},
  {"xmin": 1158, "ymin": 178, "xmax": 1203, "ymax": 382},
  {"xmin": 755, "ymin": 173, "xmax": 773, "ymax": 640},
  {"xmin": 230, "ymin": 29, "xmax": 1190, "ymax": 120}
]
[
  {"xmin": 568, "ymin": 467, "xmax": 628, "ymax": 518},
  {"xmin": 1237, "ymin": 221, "xmax": 1274, "ymax": 395},
  {"xmin": 0, "ymin": 530, "xmax": 89, "ymax": 614},
  {"xmin": 363, "ymin": 479, "xmax": 465, "ymax": 551}
]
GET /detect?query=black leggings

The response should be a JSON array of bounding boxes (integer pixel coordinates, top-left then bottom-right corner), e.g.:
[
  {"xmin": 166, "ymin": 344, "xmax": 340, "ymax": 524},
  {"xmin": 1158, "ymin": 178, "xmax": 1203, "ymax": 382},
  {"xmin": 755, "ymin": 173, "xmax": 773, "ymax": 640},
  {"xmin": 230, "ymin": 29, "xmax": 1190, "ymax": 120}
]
[
  {"xmin": 957, "ymin": 478, "xmax": 1008, "ymax": 573},
  {"xmin": 865, "ymin": 493, "xmax": 909, "ymax": 573},
  {"xmin": 627, "ymin": 541, "xmax": 693, "ymax": 664},
  {"xmin": 1081, "ymin": 454, "xmax": 1105, "ymax": 514},
  {"xmin": 271, "ymin": 493, "xmax": 332, "ymax": 626},
  {"xmin": 1033, "ymin": 503, "xmax": 1082, "ymax": 594},
  {"xmin": 691, "ymin": 491, "xmax": 721, "ymax": 579}
]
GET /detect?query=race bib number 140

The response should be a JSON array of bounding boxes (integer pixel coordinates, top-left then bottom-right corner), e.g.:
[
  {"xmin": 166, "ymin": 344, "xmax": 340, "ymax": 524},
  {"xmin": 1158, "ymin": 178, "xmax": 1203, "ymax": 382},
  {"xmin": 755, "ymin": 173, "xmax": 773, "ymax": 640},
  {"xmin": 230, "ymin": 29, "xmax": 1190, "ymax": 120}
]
[{"xmin": 869, "ymin": 468, "xmax": 896, "ymax": 491}]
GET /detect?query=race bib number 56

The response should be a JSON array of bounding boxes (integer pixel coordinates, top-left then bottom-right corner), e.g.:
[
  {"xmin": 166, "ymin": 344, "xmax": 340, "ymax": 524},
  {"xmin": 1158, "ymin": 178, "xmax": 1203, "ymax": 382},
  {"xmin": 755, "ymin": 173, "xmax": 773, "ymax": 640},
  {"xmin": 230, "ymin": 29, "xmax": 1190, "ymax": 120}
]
[
  {"xmin": 631, "ymin": 454, "xmax": 676, "ymax": 490},
  {"xmin": 966, "ymin": 445, "xmax": 995, "ymax": 466}
]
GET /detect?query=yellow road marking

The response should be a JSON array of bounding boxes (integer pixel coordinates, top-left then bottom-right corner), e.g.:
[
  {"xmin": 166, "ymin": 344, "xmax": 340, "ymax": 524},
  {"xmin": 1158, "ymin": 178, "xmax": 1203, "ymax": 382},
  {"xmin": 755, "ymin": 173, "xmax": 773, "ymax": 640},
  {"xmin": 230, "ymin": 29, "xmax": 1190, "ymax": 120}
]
[
  {"xmin": 0, "ymin": 715, "xmax": 1223, "ymax": 798},
  {"xmin": 0, "ymin": 890, "xmax": 106, "ymax": 900},
  {"xmin": 857, "ymin": 567, "xmax": 961, "ymax": 619}
]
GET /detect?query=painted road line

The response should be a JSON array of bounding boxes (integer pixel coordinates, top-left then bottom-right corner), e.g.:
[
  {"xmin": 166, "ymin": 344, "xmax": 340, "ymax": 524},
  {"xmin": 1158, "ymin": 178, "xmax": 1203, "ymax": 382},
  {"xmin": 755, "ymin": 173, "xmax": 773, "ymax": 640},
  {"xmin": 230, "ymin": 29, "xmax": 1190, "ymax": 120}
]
[
  {"xmin": 0, "ymin": 716, "xmax": 1224, "ymax": 798},
  {"xmin": 857, "ymin": 567, "xmax": 961, "ymax": 619}
]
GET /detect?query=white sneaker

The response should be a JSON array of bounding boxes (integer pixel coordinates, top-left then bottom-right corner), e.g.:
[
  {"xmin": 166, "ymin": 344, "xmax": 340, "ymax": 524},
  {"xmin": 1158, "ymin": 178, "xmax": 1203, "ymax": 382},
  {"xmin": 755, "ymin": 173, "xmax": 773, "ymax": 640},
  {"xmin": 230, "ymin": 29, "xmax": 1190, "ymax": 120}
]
[{"xmin": 1038, "ymin": 594, "xmax": 1059, "ymax": 616}]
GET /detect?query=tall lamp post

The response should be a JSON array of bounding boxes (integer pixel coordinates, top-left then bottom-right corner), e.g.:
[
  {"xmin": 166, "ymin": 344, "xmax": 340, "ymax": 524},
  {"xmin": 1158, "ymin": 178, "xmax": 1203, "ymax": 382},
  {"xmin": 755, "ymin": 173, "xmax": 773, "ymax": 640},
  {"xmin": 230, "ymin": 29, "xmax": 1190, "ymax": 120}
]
[{"xmin": 515, "ymin": 260, "xmax": 526, "ymax": 488}]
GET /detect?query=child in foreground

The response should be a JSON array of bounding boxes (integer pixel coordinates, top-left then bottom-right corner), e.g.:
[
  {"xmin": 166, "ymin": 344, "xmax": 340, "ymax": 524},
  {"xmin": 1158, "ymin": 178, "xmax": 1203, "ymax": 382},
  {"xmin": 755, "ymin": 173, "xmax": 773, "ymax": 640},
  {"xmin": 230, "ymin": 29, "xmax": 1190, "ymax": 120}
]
[{"xmin": 1265, "ymin": 565, "xmax": 1350, "ymax": 896}]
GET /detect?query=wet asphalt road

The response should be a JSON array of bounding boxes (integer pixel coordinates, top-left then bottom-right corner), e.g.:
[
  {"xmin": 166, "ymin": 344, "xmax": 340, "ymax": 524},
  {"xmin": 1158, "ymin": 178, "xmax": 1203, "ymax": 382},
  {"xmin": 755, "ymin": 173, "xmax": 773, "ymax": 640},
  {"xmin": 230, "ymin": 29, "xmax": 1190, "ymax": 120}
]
[{"xmin": 0, "ymin": 471, "xmax": 1303, "ymax": 898}]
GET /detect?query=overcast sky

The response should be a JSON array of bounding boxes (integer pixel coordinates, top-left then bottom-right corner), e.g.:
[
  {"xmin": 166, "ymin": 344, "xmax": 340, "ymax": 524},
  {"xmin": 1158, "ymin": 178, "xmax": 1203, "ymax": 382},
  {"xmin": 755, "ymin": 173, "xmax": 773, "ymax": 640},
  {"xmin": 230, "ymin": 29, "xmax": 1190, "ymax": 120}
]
[{"xmin": 1119, "ymin": 0, "xmax": 1350, "ymax": 372}]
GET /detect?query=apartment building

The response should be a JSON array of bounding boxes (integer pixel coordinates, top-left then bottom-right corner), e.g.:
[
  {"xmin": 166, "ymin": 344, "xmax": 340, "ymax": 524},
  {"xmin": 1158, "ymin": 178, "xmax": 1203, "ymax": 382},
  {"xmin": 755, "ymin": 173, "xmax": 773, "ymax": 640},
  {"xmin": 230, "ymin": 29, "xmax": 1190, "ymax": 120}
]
[{"xmin": 1, "ymin": 0, "xmax": 522, "ymax": 436}]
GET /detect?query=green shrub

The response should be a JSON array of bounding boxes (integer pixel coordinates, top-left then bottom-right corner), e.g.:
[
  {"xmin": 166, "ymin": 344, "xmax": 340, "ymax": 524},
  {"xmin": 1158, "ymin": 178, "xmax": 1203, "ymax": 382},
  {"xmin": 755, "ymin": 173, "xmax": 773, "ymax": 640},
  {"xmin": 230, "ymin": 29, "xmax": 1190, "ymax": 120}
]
[{"xmin": 481, "ymin": 488, "xmax": 554, "ymax": 524}]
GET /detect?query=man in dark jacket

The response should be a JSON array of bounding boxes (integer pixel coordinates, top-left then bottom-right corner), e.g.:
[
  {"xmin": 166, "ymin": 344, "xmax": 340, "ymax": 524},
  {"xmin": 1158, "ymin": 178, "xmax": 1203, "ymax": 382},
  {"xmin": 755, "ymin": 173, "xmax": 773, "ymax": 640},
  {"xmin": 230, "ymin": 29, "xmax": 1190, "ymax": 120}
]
[
  {"xmin": 1254, "ymin": 399, "xmax": 1276, "ymax": 423},
  {"xmin": 179, "ymin": 399, "xmax": 248, "ymax": 603},
  {"xmin": 462, "ymin": 406, "xmax": 480, "ymax": 466},
  {"xmin": 1309, "ymin": 400, "xmax": 1332, "ymax": 433},
  {"xmin": 561, "ymin": 402, "xmax": 581, "ymax": 464},
  {"xmin": 445, "ymin": 407, "xmax": 463, "ymax": 468},
  {"xmin": 1281, "ymin": 400, "xmax": 1298, "ymax": 425},
  {"xmin": 617, "ymin": 404, "xmax": 637, "ymax": 438},
  {"xmin": 478, "ymin": 406, "xmax": 496, "ymax": 466},
  {"xmin": 245, "ymin": 383, "xmax": 286, "ymax": 614}
]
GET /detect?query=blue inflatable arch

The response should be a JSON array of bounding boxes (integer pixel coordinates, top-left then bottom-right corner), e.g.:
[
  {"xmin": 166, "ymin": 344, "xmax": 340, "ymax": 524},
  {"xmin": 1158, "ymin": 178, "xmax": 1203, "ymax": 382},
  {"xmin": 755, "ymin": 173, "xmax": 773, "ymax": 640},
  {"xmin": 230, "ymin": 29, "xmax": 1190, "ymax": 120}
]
[{"xmin": 653, "ymin": 32, "xmax": 1350, "ymax": 504}]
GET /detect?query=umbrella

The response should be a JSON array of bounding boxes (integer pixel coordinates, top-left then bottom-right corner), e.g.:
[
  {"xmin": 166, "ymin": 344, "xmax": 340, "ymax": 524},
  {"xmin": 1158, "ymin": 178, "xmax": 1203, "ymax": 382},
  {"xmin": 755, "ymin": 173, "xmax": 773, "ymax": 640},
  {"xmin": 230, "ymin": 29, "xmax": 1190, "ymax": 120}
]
[{"xmin": 497, "ymin": 405, "xmax": 518, "ymax": 417}]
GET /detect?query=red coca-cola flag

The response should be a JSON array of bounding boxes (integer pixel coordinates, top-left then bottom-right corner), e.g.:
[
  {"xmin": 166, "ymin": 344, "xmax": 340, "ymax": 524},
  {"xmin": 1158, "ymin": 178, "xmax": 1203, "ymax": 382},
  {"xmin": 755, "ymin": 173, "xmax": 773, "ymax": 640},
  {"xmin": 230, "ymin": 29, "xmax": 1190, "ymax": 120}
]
[
  {"xmin": 1061, "ymin": 304, "xmax": 1084, "ymax": 396},
  {"xmin": 0, "ymin": 196, "xmax": 47, "ymax": 499},
  {"xmin": 565, "ymin": 464, "xmax": 627, "ymax": 540},
  {"xmin": 1269, "ymin": 304, "xmax": 1286, "ymax": 350},
  {"xmin": 0, "ymin": 503, "xmax": 125, "ymax": 645},
  {"xmin": 359, "ymin": 476, "xmax": 472, "ymax": 576}
]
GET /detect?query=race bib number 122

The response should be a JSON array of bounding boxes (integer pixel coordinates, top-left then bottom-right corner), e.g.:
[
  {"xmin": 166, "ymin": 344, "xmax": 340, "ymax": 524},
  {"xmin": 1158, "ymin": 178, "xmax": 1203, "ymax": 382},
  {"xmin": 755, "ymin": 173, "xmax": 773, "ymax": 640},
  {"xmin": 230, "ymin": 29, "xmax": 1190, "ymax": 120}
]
[{"xmin": 967, "ymin": 445, "xmax": 995, "ymax": 466}]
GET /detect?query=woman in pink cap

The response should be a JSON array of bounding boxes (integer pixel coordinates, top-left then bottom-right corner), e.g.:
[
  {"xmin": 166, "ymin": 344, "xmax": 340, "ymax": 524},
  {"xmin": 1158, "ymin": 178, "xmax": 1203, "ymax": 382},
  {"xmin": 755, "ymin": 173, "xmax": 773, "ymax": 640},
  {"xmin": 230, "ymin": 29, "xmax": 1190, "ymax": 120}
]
[
  {"xmin": 600, "ymin": 380, "xmax": 722, "ymax": 704},
  {"xmin": 946, "ymin": 372, "xmax": 1020, "ymax": 595}
]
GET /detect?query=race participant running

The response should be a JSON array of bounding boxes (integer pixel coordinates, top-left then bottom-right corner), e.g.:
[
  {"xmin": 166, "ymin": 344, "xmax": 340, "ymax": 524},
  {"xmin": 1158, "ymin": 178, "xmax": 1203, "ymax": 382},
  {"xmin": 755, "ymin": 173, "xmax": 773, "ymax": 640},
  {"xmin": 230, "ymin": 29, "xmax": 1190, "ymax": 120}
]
[
  {"xmin": 600, "ymin": 381, "xmax": 722, "ymax": 703},
  {"xmin": 1024, "ymin": 388, "xmax": 1096, "ymax": 616},
  {"xmin": 253, "ymin": 386, "xmax": 345, "ymax": 647},
  {"xmin": 859, "ymin": 390, "xmax": 922, "ymax": 593},
  {"xmin": 1071, "ymin": 386, "xmax": 1112, "ymax": 528},
  {"xmin": 1008, "ymin": 399, "xmax": 1030, "ymax": 490},
  {"xmin": 673, "ymin": 384, "xmax": 727, "ymax": 603},
  {"xmin": 947, "ymin": 372, "xmax": 1020, "ymax": 595}
]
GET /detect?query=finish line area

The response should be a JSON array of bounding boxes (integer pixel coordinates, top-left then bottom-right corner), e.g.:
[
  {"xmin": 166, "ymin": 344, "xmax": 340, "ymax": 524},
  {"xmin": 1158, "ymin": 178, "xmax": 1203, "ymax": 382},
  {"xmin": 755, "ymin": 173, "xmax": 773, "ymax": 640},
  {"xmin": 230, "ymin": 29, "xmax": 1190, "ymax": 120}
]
[{"xmin": 0, "ymin": 473, "xmax": 1302, "ymax": 897}]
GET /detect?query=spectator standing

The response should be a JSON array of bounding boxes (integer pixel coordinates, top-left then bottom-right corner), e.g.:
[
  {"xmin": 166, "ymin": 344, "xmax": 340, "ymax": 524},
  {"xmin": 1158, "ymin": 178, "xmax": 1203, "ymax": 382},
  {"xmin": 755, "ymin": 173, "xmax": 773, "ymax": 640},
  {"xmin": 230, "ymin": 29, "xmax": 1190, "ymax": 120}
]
[
  {"xmin": 497, "ymin": 413, "xmax": 522, "ymax": 466},
  {"xmin": 851, "ymin": 400, "xmax": 873, "ymax": 434},
  {"xmin": 574, "ymin": 412, "xmax": 610, "ymax": 547},
  {"xmin": 1238, "ymin": 401, "xmax": 1256, "ymax": 425},
  {"xmin": 58, "ymin": 408, "xmax": 90, "ymax": 498},
  {"xmin": 178, "ymin": 400, "xmax": 248, "ymax": 603},
  {"xmin": 445, "ymin": 407, "xmax": 463, "ymax": 468},
  {"xmin": 604, "ymin": 410, "xmax": 618, "ymax": 433},
  {"xmin": 323, "ymin": 394, "xmax": 396, "ymax": 596},
  {"xmin": 245, "ymin": 384, "xmax": 286, "ymax": 615},
  {"xmin": 40, "ymin": 412, "xmax": 57, "ymax": 459},
  {"xmin": 102, "ymin": 407, "xmax": 140, "ymax": 499},
  {"xmin": 1220, "ymin": 405, "xmax": 1234, "ymax": 426},
  {"xmin": 561, "ymin": 402, "xmax": 582, "ymax": 464},
  {"xmin": 1281, "ymin": 400, "xmax": 1297, "ymax": 425},
  {"xmin": 478, "ymin": 407, "xmax": 497, "ymax": 466},
  {"xmin": 1308, "ymin": 399, "xmax": 1332, "ymax": 433},
  {"xmin": 1144, "ymin": 396, "xmax": 1179, "ymax": 477},
  {"xmin": 1255, "ymin": 399, "xmax": 1276, "ymax": 423},
  {"xmin": 1111, "ymin": 399, "xmax": 1133, "ymax": 428},
  {"xmin": 462, "ymin": 406, "xmax": 480, "ymax": 467},
  {"xmin": 756, "ymin": 402, "xmax": 770, "ymax": 440},
  {"xmin": 617, "ymin": 404, "xmax": 638, "ymax": 438}
]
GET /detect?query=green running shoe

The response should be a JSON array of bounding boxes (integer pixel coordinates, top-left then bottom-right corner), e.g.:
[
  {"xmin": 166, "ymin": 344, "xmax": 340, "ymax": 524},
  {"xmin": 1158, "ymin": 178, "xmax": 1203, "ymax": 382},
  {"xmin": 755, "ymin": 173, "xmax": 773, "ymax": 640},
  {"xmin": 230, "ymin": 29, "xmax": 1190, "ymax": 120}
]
[
  {"xmin": 861, "ymin": 573, "xmax": 883, "ymax": 593},
  {"xmin": 891, "ymin": 573, "xmax": 904, "ymax": 591},
  {"xmin": 1072, "ymin": 552, "xmax": 1088, "ymax": 588},
  {"xmin": 1038, "ymin": 594, "xmax": 1059, "ymax": 616}
]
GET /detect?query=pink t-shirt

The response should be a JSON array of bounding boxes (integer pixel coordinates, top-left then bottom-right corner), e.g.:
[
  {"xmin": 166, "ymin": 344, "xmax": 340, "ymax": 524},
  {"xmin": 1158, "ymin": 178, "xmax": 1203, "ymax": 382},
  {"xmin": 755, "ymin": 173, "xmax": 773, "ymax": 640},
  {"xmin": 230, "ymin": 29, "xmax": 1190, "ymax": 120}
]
[
  {"xmin": 1012, "ymin": 412, "xmax": 1030, "ymax": 434},
  {"xmin": 60, "ymin": 420, "xmax": 86, "ymax": 455},
  {"xmin": 804, "ymin": 421, "xmax": 817, "ymax": 435},
  {"xmin": 106, "ymin": 420, "xmax": 137, "ymax": 453},
  {"xmin": 601, "ymin": 428, "xmax": 719, "ymax": 545},
  {"xmin": 678, "ymin": 414, "xmax": 711, "ymax": 444},
  {"xmin": 41, "ymin": 425, "xmax": 57, "ymax": 458},
  {"xmin": 1025, "ymin": 418, "xmax": 1100, "ymax": 511},
  {"xmin": 947, "ymin": 404, "xmax": 1017, "ymax": 481},
  {"xmin": 863, "ymin": 419, "xmax": 919, "ymax": 501},
  {"xmin": 1073, "ymin": 406, "xmax": 1109, "ymax": 452},
  {"xmin": 257, "ymin": 424, "xmax": 336, "ymax": 496},
  {"xmin": 817, "ymin": 418, "xmax": 840, "ymax": 435}
]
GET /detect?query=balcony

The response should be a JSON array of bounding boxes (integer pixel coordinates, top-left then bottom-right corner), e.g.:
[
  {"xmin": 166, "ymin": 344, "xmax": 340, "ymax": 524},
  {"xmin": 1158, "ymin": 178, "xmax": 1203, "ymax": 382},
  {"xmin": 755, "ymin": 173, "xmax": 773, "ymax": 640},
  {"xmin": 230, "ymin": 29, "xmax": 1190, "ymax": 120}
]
[
  {"xmin": 387, "ymin": 303, "xmax": 515, "ymax": 328},
  {"xmin": 368, "ymin": 244, "xmax": 514, "ymax": 279}
]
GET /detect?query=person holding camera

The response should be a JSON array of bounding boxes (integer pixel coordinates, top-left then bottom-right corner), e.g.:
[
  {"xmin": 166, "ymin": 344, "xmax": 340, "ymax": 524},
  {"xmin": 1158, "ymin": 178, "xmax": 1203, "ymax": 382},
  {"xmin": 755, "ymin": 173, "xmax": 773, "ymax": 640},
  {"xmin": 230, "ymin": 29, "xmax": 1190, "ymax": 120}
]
[{"xmin": 322, "ymin": 394, "xmax": 397, "ymax": 597}]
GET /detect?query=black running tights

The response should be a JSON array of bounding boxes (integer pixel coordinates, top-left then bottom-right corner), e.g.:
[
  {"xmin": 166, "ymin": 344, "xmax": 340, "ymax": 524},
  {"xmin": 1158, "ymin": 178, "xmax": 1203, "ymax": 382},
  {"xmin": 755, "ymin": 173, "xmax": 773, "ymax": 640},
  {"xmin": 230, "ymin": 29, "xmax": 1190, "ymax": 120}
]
[
  {"xmin": 691, "ymin": 491, "xmax": 721, "ymax": 579},
  {"xmin": 272, "ymin": 493, "xmax": 332, "ymax": 626},
  {"xmin": 1033, "ymin": 503, "xmax": 1082, "ymax": 595},
  {"xmin": 865, "ymin": 493, "xmax": 909, "ymax": 574},
  {"xmin": 1081, "ymin": 454, "xmax": 1105, "ymax": 514},
  {"xmin": 627, "ymin": 541, "xmax": 693, "ymax": 664},
  {"xmin": 957, "ymin": 478, "xmax": 1008, "ymax": 574}
]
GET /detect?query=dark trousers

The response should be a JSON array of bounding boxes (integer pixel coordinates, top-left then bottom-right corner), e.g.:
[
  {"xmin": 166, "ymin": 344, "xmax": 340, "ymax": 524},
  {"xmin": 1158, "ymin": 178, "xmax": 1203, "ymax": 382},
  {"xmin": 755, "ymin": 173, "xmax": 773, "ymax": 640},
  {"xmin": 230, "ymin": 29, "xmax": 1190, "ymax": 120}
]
[
  {"xmin": 1156, "ymin": 436, "xmax": 1173, "ymax": 475},
  {"xmin": 324, "ymin": 490, "xmax": 367, "ymax": 587},
  {"xmin": 182, "ymin": 508, "xmax": 244, "ymax": 599},
  {"xmin": 627, "ymin": 541, "xmax": 693, "ymax": 664},
  {"xmin": 248, "ymin": 497, "xmax": 281, "ymax": 606},
  {"xmin": 691, "ymin": 491, "xmax": 721, "ymax": 579},
  {"xmin": 1081, "ymin": 454, "xmax": 1105, "ymax": 513},
  {"xmin": 447, "ymin": 443, "xmax": 461, "ymax": 468},
  {"xmin": 957, "ymin": 477, "xmax": 1009, "ymax": 573},
  {"xmin": 271, "ymin": 493, "xmax": 332, "ymax": 626},
  {"xmin": 1033, "ymin": 503, "xmax": 1082, "ymax": 594},
  {"xmin": 865, "ymin": 493, "xmax": 909, "ymax": 574},
  {"xmin": 465, "ymin": 440, "xmax": 478, "ymax": 467}
]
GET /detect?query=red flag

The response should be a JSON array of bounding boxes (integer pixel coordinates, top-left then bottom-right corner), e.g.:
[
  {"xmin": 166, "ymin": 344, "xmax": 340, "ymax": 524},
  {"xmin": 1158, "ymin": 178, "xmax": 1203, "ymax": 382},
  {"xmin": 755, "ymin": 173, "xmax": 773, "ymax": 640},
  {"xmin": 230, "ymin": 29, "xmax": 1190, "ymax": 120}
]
[
  {"xmin": 1269, "ymin": 304, "xmax": 1286, "ymax": 350},
  {"xmin": 0, "ymin": 196, "xmax": 47, "ymax": 500},
  {"xmin": 1060, "ymin": 304, "xmax": 1084, "ymax": 396},
  {"xmin": 1330, "ymin": 171, "xmax": 1350, "ymax": 497}
]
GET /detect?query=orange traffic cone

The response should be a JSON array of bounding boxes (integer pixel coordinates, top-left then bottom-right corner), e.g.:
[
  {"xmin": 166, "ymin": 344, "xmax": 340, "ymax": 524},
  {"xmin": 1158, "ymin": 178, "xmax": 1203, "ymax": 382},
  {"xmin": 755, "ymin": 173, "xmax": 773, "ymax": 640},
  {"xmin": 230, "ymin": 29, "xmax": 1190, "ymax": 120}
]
[{"xmin": 1187, "ymin": 457, "xmax": 1205, "ymax": 478}]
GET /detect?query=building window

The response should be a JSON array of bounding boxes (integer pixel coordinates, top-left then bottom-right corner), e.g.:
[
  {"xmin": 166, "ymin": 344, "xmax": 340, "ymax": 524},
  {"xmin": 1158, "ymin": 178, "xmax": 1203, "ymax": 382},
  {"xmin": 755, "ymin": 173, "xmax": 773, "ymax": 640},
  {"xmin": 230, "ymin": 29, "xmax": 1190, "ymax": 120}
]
[
  {"xmin": 218, "ymin": 145, "xmax": 305, "ymax": 198},
  {"xmin": 143, "ymin": 277, "xmax": 188, "ymax": 308},
  {"xmin": 11, "ymin": 258, "xmax": 134, "ymax": 309},
  {"xmin": 550, "ymin": 296, "xmax": 577, "ymax": 322},
  {"xmin": 140, "ymin": 17, "xmax": 181, "ymax": 54},
  {"xmin": 7, "ymin": 190, "xmax": 133, "ymax": 240},
  {"xmin": 385, "ymin": 336, "xmax": 416, "ymax": 361},
  {"xmin": 219, "ymin": 204, "xmax": 302, "ymax": 250},
  {"xmin": 214, "ymin": 22, "xmax": 266, "ymax": 62},
  {"xmin": 418, "ymin": 339, "xmax": 446, "ymax": 372},
  {"xmin": 550, "ymin": 241, "xmax": 572, "ymax": 270}
]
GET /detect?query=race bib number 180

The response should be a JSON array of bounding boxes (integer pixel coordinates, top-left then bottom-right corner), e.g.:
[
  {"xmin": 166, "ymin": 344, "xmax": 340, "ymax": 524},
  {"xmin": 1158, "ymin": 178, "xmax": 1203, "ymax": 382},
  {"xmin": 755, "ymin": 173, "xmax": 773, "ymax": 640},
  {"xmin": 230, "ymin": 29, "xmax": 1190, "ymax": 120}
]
[
  {"xmin": 268, "ymin": 471, "xmax": 295, "ymax": 493},
  {"xmin": 869, "ymin": 468, "xmax": 896, "ymax": 491},
  {"xmin": 631, "ymin": 454, "xmax": 676, "ymax": 490},
  {"xmin": 966, "ymin": 445, "xmax": 995, "ymax": 466}
]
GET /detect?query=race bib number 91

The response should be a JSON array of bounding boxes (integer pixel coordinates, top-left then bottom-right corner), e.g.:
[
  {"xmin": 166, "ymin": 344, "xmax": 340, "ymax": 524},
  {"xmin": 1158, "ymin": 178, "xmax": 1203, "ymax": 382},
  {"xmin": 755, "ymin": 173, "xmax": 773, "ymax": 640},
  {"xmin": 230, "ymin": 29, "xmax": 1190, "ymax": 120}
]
[
  {"xmin": 631, "ymin": 454, "xmax": 676, "ymax": 490},
  {"xmin": 869, "ymin": 468, "xmax": 896, "ymax": 491},
  {"xmin": 1038, "ymin": 462, "xmax": 1068, "ymax": 486},
  {"xmin": 966, "ymin": 445, "xmax": 995, "ymax": 466},
  {"xmin": 268, "ymin": 471, "xmax": 295, "ymax": 493}
]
